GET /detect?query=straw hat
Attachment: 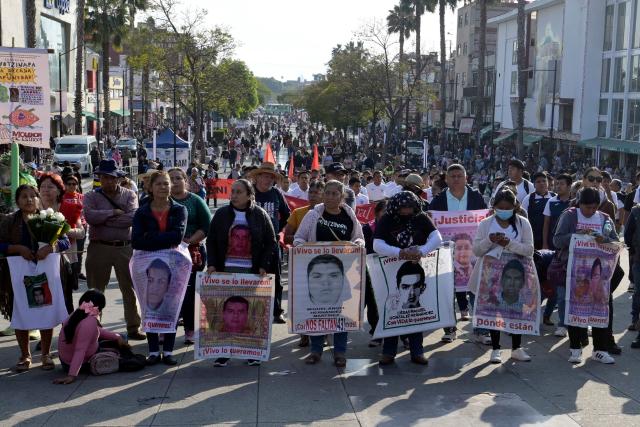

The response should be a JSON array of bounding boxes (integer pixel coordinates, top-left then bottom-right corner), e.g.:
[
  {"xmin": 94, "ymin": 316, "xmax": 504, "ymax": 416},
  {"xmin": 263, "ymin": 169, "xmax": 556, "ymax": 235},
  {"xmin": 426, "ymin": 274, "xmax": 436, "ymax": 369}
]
[
  {"xmin": 403, "ymin": 173, "xmax": 424, "ymax": 192},
  {"xmin": 246, "ymin": 162, "xmax": 282, "ymax": 182}
]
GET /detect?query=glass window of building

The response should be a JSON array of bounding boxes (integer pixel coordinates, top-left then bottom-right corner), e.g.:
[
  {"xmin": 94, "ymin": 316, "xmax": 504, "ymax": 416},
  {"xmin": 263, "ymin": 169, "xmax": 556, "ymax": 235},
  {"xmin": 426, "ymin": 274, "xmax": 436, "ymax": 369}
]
[
  {"xmin": 604, "ymin": 5, "xmax": 615, "ymax": 50},
  {"xmin": 510, "ymin": 71, "xmax": 517, "ymax": 95},
  {"xmin": 598, "ymin": 121, "xmax": 608, "ymax": 137},
  {"xmin": 512, "ymin": 41, "xmax": 518, "ymax": 65},
  {"xmin": 37, "ymin": 15, "xmax": 68, "ymax": 92},
  {"xmin": 613, "ymin": 57, "xmax": 627, "ymax": 92},
  {"xmin": 612, "ymin": 99, "xmax": 625, "ymax": 139},
  {"xmin": 617, "ymin": 2, "xmax": 629, "ymax": 50},
  {"xmin": 628, "ymin": 99, "xmax": 640, "ymax": 140},
  {"xmin": 634, "ymin": 0, "xmax": 640, "ymax": 47},
  {"xmin": 601, "ymin": 58, "xmax": 611, "ymax": 92},
  {"xmin": 600, "ymin": 99, "xmax": 609, "ymax": 116},
  {"xmin": 632, "ymin": 55, "xmax": 640, "ymax": 91}
]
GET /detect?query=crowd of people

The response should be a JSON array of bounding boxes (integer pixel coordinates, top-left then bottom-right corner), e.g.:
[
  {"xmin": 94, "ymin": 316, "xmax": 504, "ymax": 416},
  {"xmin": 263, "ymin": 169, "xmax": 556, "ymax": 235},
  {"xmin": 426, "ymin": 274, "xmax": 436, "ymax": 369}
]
[{"xmin": 1, "ymin": 111, "xmax": 639, "ymax": 385}]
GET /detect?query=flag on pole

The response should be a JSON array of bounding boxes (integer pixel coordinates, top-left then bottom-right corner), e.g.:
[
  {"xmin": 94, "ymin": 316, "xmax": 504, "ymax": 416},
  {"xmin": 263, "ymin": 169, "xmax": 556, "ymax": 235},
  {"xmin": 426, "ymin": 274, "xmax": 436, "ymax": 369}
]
[
  {"xmin": 264, "ymin": 141, "xmax": 275, "ymax": 164},
  {"xmin": 288, "ymin": 154, "xmax": 295, "ymax": 180},
  {"xmin": 423, "ymin": 138, "xmax": 429, "ymax": 169},
  {"xmin": 311, "ymin": 144, "xmax": 320, "ymax": 171}
]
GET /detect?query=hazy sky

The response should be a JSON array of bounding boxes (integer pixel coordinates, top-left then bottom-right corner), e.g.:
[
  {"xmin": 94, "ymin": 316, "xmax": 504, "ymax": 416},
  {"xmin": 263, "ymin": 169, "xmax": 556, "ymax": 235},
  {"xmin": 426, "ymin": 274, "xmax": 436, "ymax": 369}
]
[{"xmin": 199, "ymin": 0, "xmax": 457, "ymax": 81}]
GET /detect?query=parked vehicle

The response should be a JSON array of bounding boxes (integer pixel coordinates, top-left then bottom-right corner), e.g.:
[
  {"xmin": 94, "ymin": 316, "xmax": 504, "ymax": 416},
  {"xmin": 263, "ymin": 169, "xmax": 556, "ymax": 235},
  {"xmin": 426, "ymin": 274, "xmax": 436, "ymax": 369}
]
[{"xmin": 53, "ymin": 135, "xmax": 98, "ymax": 176}]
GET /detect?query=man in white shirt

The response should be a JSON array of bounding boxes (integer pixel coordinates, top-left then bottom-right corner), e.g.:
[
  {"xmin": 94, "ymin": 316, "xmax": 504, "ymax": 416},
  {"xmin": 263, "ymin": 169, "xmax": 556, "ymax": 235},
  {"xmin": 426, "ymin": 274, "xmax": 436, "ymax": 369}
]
[
  {"xmin": 365, "ymin": 170, "xmax": 386, "ymax": 202},
  {"xmin": 349, "ymin": 177, "xmax": 370, "ymax": 205},
  {"xmin": 521, "ymin": 172, "xmax": 555, "ymax": 250},
  {"xmin": 492, "ymin": 159, "xmax": 534, "ymax": 203},
  {"xmin": 287, "ymin": 171, "xmax": 309, "ymax": 200}
]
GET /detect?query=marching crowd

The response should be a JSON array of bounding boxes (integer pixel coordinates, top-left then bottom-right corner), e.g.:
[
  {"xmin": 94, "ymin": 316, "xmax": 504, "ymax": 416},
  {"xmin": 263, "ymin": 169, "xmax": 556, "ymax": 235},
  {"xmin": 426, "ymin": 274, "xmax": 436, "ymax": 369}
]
[{"xmin": 1, "ymin": 114, "xmax": 639, "ymax": 385}]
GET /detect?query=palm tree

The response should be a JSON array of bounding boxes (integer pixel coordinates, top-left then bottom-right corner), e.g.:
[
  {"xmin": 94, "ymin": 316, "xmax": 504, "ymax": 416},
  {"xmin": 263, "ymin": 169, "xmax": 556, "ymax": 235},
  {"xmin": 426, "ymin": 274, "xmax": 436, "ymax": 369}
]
[
  {"xmin": 387, "ymin": 2, "xmax": 414, "ymax": 65},
  {"xmin": 124, "ymin": 0, "xmax": 148, "ymax": 137},
  {"xmin": 516, "ymin": 0, "xmax": 526, "ymax": 155},
  {"xmin": 438, "ymin": 0, "xmax": 459, "ymax": 146},
  {"xmin": 74, "ymin": 0, "xmax": 85, "ymax": 135},
  {"xmin": 85, "ymin": 0, "xmax": 128, "ymax": 141}
]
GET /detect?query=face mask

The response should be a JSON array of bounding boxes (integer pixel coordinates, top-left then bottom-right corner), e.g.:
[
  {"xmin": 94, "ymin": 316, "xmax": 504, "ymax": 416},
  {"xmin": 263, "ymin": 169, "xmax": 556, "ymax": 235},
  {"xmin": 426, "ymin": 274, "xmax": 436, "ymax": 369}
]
[{"xmin": 495, "ymin": 209, "xmax": 514, "ymax": 220}]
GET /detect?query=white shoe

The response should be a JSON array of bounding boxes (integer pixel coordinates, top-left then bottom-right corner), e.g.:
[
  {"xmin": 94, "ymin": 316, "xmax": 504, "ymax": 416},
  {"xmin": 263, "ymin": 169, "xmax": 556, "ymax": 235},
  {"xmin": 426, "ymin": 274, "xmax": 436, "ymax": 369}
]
[
  {"xmin": 554, "ymin": 327, "xmax": 568, "ymax": 337},
  {"xmin": 474, "ymin": 333, "xmax": 492, "ymax": 345},
  {"xmin": 511, "ymin": 348, "xmax": 531, "ymax": 362},
  {"xmin": 591, "ymin": 351, "xmax": 615, "ymax": 364},
  {"xmin": 460, "ymin": 310, "xmax": 470, "ymax": 321},
  {"xmin": 490, "ymin": 349, "xmax": 502, "ymax": 364},
  {"xmin": 441, "ymin": 331, "xmax": 457, "ymax": 343},
  {"xmin": 568, "ymin": 349, "xmax": 582, "ymax": 364},
  {"xmin": 587, "ymin": 326, "xmax": 592, "ymax": 337}
]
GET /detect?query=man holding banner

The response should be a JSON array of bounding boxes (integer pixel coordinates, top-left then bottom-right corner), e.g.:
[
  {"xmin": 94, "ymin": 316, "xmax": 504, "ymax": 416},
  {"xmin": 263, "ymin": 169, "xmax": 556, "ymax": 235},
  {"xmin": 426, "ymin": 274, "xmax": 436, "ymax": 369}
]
[{"xmin": 429, "ymin": 164, "xmax": 488, "ymax": 343}]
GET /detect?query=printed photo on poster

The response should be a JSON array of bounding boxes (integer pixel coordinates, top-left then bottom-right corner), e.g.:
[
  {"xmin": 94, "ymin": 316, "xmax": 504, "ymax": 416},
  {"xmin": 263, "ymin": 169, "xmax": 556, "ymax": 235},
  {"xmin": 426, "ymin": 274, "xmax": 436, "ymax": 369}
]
[
  {"xmin": 195, "ymin": 272, "xmax": 275, "ymax": 361},
  {"xmin": 367, "ymin": 246, "xmax": 456, "ymax": 339},
  {"xmin": 430, "ymin": 210, "xmax": 490, "ymax": 291},
  {"xmin": 288, "ymin": 244, "xmax": 365, "ymax": 335},
  {"xmin": 472, "ymin": 253, "xmax": 540, "ymax": 335},
  {"xmin": 24, "ymin": 273, "xmax": 52, "ymax": 308},
  {"xmin": 129, "ymin": 245, "xmax": 192, "ymax": 333},
  {"xmin": 565, "ymin": 235, "xmax": 621, "ymax": 328}
]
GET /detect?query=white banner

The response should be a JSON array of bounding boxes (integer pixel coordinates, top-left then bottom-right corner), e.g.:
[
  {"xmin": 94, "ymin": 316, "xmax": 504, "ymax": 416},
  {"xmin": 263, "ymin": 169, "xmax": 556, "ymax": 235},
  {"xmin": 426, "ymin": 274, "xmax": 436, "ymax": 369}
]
[
  {"xmin": 288, "ymin": 244, "xmax": 366, "ymax": 335},
  {"xmin": 195, "ymin": 272, "xmax": 275, "ymax": 361},
  {"xmin": 8, "ymin": 254, "xmax": 68, "ymax": 330},
  {"xmin": 0, "ymin": 47, "xmax": 51, "ymax": 148},
  {"xmin": 129, "ymin": 244, "xmax": 192, "ymax": 333},
  {"xmin": 157, "ymin": 148, "xmax": 190, "ymax": 170},
  {"xmin": 367, "ymin": 246, "xmax": 455, "ymax": 339}
]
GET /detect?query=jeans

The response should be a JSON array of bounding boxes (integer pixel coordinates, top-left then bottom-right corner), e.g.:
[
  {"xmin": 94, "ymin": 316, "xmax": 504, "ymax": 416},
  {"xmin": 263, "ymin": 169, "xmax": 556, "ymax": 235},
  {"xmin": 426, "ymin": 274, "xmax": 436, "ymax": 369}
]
[
  {"xmin": 310, "ymin": 333, "xmax": 348, "ymax": 355},
  {"xmin": 555, "ymin": 286, "xmax": 566, "ymax": 327},
  {"xmin": 489, "ymin": 330, "xmax": 521, "ymax": 350},
  {"xmin": 632, "ymin": 263, "xmax": 640, "ymax": 322},
  {"xmin": 147, "ymin": 332, "xmax": 176, "ymax": 353},
  {"xmin": 543, "ymin": 293, "xmax": 557, "ymax": 319},
  {"xmin": 455, "ymin": 292, "xmax": 469, "ymax": 312},
  {"xmin": 382, "ymin": 333, "xmax": 423, "ymax": 357}
]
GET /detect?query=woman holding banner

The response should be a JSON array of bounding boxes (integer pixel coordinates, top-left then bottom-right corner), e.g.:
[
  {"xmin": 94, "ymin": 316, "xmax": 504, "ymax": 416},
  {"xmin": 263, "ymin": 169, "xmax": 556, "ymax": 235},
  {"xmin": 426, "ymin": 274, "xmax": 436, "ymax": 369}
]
[
  {"xmin": 132, "ymin": 171, "xmax": 187, "ymax": 366},
  {"xmin": 0, "ymin": 184, "xmax": 71, "ymax": 372},
  {"xmin": 293, "ymin": 180, "xmax": 364, "ymax": 368},
  {"xmin": 553, "ymin": 187, "xmax": 618, "ymax": 365},
  {"xmin": 168, "ymin": 168, "xmax": 212, "ymax": 345},
  {"xmin": 372, "ymin": 191, "xmax": 442, "ymax": 366},
  {"xmin": 469, "ymin": 189, "xmax": 535, "ymax": 364},
  {"xmin": 206, "ymin": 178, "xmax": 277, "ymax": 367}
]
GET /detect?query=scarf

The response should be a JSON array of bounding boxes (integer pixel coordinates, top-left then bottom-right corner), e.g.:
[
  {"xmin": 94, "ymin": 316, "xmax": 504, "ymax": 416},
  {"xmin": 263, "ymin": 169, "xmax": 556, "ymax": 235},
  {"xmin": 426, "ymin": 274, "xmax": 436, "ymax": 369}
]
[{"xmin": 385, "ymin": 191, "xmax": 420, "ymax": 248}]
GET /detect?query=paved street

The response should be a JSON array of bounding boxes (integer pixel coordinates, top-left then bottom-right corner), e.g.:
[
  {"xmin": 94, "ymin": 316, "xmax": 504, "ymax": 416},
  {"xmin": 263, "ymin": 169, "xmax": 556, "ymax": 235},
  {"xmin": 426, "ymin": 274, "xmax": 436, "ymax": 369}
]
[{"xmin": 0, "ymin": 247, "xmax": 639, "ymax": 426}]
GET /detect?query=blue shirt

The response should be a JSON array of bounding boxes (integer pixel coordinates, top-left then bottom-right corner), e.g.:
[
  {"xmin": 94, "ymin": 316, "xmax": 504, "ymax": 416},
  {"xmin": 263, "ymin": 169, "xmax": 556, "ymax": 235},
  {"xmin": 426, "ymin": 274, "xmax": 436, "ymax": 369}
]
[{"xmin": 446, "ymin": 188, "xmax": 468, "ymax": 211}]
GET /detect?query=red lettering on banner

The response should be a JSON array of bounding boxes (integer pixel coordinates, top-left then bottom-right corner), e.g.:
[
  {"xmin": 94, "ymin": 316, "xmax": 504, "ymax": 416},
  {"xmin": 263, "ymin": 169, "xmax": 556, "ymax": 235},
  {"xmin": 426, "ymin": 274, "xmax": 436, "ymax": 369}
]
[
  {"xmin": 205, "ymin": 179, "xmax": 234, "ymax": 199},
  {"xmin": 356, "ymin": 203, "xmax": 376, "ymax": 224}
]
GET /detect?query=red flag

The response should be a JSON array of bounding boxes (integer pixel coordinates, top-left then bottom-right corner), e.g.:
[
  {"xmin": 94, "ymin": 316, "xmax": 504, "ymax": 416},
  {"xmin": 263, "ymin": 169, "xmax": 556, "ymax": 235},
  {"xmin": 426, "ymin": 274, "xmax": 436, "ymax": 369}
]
[
  {"xmin": 288, "ymin": 154, "xmax": 295, "ymax": 180},
  {"xmin": 264, "ymin": 141, "xmax": 275, "ymax": 164},
  {"xmin": 311, "ymin": 144, "xmax": 320, "ymax": 171},
  {"xmin": 284, "ymin": 195, "xmax": 309, "ymax": 211}
]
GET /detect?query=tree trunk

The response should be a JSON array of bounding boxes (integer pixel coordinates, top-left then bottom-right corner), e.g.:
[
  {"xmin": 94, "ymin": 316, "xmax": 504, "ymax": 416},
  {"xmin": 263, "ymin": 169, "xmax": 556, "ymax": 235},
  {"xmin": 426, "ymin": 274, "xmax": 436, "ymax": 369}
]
[
  {"xmin": 476, "ymin": 0, "xmax": 487, "ymax": 145},
  {"xmin": 414, "ymin": 7, "xmax": 422, "ymax": 139},
  {"xmin": 439, "ymin": 0, "xmax": 447, "ymax": 147},
  {"xmin": 516, "ymin": 0, "xmax": 526, "ymax": 156},
  {"xmin": 102, "ymin": 39, "xmax": 111, "ymax": 142},
  {"xmin": 74, "ymin": 0, "xmax": 85, "ymax": 135},
  {"xmin": 25, "ymin": 0, "xmax": 36, "ymax": 48},
  {"xmin": 128, "ymin": 10, "xmax": 135, "ymax": 137}
]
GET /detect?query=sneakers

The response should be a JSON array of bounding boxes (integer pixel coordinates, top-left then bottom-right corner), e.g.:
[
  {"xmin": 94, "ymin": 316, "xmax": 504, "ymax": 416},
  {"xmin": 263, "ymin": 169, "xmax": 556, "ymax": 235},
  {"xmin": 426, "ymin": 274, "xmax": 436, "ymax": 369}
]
[
  {"xmin": 511, "ymin": 348, "xmax": 531, "ymax": 362},
  {"xmin": 184, "ymin": 330, "xmax": 194, "ymax": 345},
  {"xmin": 247, "ymin": 359, "xmax": 261, "ymax": 366},
  {"xmin": 474, "ymin": 333, "xmax": 492, "ymax": 345},
  {"xmin": 568, "ymin": 349, "xmax": 582, "ymax": 364},
  {"xmin": 460, "ymin": 310, "xmax": 470, "ymax": 321},
  {"xmin": 441, "ymin": 331, "xmax": 457, "ymax": 343},
  {"xmin": 28, "ymin": 330, "xmax": 40, "ymax": 341},
  {"xmin": 273, "ymin": 314, "xmax": 287, "ymax": 324},
  {"xmin": 543, "ymin": 316, "xmax": 554, "ymax": 326},
  {"xmin": 554, "ymin": 327, "xmax": 568, "ymax": 337},
  {"xmin": 379, "ymin": 355, "xmax": 395, "ymax": 365},
  {"xmin": 587, "ymin": 326, "xmax": 592, "ymax": 337},
  {"xmin": 591, "ymin": 351, "xmax": 615, "ymax": 364},
  {"xmin": 214, "ymin": 358, "xmax": 229, "ymax": 367},
  {"xmin": 489, "ymin": 349, "xmax": 502, "ymax": 364},
  {"xmin": 410, "ymin": 355, "xmax": 429, "ymax": 365}
]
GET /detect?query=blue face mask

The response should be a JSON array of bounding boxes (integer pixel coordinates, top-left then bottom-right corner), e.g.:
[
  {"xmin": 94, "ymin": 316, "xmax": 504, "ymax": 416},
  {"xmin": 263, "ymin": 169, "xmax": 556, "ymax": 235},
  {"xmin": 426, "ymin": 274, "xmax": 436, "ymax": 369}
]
[{"xmin": 495, "ymin": 209, "xmax": 514, "ymax": 220}]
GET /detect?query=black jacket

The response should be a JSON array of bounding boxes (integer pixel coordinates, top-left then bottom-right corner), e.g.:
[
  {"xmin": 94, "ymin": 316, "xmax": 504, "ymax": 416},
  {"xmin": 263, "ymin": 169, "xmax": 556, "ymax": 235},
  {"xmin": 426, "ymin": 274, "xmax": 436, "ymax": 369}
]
[
  {"xmin": 206, "ymin": 202, "xmax": 277, "ymax": 273},
  {"xmin": 132, "ymin": 199, "xmax": 187, "ymax": 251},
  {"xmin": 428, "ymin": 185, "xmax": 487, "ymax": 211}
]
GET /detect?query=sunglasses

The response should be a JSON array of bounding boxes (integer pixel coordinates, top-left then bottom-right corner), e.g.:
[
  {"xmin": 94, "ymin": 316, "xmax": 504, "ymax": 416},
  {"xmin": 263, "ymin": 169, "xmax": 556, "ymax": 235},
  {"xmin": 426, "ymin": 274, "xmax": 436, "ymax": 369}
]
[{"xmin": 586, "ymin": 176, "xmax": 603, "ymax": 183}]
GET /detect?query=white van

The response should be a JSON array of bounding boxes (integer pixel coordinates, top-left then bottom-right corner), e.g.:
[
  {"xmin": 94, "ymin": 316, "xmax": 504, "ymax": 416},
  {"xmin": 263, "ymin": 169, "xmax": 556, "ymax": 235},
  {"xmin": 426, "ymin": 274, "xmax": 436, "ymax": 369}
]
[{"xmin": 53, "ymin": 135, "xmax": 98, "ymax": 176}]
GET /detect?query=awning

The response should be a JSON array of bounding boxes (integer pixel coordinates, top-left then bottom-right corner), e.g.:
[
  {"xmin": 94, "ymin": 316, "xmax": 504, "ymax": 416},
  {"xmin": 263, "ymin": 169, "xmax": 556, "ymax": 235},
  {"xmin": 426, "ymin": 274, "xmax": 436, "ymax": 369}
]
[
  {"xmin": 83, "ymin": 111, "xmax": 96, "ymax": 119},
  {"xmin": 110, "ymin": 109, "xmax": 131, "ymax": 117},
  {"xmin": 493, "ymin": 131, "xmax": 516, "ymax": 144},
  {"xmin": 480, "ymin": 125, "xmax": 494, "ymax": 138},
  {"xmin": 523, "ymin": 133, "xmax": 543, "ymax": 146},
  {"xmin": 578, "ymin": 137, "xmax": 640, "ymax": 155}
]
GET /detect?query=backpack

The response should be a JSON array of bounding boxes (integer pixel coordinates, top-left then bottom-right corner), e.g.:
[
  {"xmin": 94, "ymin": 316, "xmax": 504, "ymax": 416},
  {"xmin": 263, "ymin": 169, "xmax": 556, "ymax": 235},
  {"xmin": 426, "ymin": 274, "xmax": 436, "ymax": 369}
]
[{"xmin": 89, "ymin": 351, "xmax": 120, "ymax": 376}]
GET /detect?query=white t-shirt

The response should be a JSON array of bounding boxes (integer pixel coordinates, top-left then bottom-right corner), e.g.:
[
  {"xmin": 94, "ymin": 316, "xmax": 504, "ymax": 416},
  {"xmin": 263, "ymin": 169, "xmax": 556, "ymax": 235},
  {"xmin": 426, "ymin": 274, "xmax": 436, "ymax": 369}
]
[
  {"xmin": 493, "ymin": 179, "xmax": 534, "ymax": 203},
  {"xmin": 355, "ymin": 193, "xmax": 370, "ymax": 206},
  {"xmin": 383, "ymin": 182, "xmax": 402, "ymax": 198},
  {"xmin": 576, "ymin": 210, "xmax": 604, "ymax": 233},
  {"xmin": 366, "ymin": 182, "xmax": 387, "ymax": 201},
  {"xmin": 542, "ymin": 195, "xmax": 568, "ymax": 216},
  {"xmin": 489, "ymin": 217, "xmax": 519, "ymax": 242},
  {"xmin": 521, "ymin": 192, "xmax": 553, "ymax": 212}
]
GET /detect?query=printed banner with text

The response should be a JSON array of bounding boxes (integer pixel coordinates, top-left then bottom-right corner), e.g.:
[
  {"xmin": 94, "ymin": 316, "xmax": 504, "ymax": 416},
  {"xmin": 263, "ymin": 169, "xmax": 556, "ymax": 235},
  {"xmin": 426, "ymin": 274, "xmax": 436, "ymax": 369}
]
[
  {"xmin": 288, "ymin": 243, "xmax": 366, "ymax": 335},
  {"xmin": 472, "ymin": 253, "xmax": 541, "ymax": 335},
  {"xmin": 430, "ymin": 209, "xmax": 490, "ymax": 292},
  {"xmin": 565, "ymin": 235, "xmax": 621, "ymax": 328},
  {"xmin": 129, "ymin": 244, "xmax": 192, "ymax": 333},
  {"xmin": 367, "ymin": 247, "xmax": 456, "ymax": 339},
  {"xmin": 195, "ymin": 272, "xmax": 275, "ymax": 361}
]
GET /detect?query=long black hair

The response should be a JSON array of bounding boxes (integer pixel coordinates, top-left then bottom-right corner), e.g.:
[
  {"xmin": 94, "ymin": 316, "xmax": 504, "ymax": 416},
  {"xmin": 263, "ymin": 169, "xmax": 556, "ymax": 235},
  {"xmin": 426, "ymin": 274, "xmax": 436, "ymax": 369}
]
[
  {"xmin": 493, "ymin": 189, "xmax": 519, "ymax": 237},
  {"xmin": 63, "ymin": 289, "xmax": 106, "ymax": 343}
]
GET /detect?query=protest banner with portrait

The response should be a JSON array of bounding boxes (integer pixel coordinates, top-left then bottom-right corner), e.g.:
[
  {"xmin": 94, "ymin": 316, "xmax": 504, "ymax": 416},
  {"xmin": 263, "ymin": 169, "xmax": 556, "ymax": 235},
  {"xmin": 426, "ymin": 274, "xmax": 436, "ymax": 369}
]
[
  {"xmin": 367, "ymin": 246, "xmax": 456, "ymax": 339},
  {"xmin": 472, "ymin": 253, "xmax": 541, "ymax": 335},
  {"xmin": 129, "ymin": 244, "xmax": 192, "ymax": 333},
  {"xmin": 430, "ymin": 209, "xmax": 490, "ymax": 291},
  {"xmin": 195, "ymin": 272, "xmax": 275, "ymax": 361},
  {"xmin": 565, "ymin": 235, "xmax": 622, "ymax": 328},
  {"xmin": 288, "ymin": 243, "xmax": 366, "ymax": 335},
  {"xmin": 7, "ymin": 254, "xmax": 68, "ymax": 330}
]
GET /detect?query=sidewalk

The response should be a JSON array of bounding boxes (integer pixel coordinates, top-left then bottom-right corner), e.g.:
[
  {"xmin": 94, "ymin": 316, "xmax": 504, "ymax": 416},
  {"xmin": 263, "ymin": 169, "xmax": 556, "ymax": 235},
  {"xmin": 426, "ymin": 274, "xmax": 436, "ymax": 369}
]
[{"xmin": 1, "ymin": 251, "xmax": 639, "ymax": 426}]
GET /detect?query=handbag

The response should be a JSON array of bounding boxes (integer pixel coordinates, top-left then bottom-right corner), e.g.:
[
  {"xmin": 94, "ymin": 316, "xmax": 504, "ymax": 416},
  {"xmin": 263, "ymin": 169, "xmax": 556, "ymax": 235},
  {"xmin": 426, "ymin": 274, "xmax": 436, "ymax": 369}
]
[
  {"xmin": 89, "ymin": 351, "xmax": 120, "ymax": 376},
  {"xmin": 547, "ymin": 249, "xmax": 568, "ymax": 288}
]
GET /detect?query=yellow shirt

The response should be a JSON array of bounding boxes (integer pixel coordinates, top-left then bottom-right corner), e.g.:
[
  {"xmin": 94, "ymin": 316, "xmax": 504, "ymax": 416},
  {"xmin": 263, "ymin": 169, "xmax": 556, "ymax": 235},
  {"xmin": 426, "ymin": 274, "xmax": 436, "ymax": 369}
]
[{"xmin": 287, "ymin": 206, "xmax": 311, "ymax": 231}]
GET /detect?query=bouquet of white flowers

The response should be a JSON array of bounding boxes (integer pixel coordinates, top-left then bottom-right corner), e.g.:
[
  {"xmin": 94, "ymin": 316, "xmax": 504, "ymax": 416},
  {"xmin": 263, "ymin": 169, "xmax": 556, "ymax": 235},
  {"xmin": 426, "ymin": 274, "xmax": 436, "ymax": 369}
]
[{"xmin": 27, "ymin": 208, "xmax": 70, "ymax": 246}]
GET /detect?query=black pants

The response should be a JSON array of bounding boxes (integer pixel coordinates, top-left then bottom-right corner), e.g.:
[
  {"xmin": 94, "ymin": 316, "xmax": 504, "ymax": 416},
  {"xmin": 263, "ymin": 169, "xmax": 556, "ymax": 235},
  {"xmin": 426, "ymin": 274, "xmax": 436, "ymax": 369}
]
[
  {"xmin": 490, "ymin": 330, "xmax": 521, "ymax": 350},
  {"xmin": 273, "ymin": 251, "xmax": 283, "ymax": 317},
  {"xmin": 568, "ymin": 326, "xmax": 608, "ymax": 351},
  {"xmin": 455, "ymin": 292, "xmax": 469, "ymax": 312},
  {"xmin": 180, "ymin": 244, "xmax": 206, "ymax": 332},
  {"xmin": 364, "ymin": 270, "xmax": 379, "ymax": 335}
]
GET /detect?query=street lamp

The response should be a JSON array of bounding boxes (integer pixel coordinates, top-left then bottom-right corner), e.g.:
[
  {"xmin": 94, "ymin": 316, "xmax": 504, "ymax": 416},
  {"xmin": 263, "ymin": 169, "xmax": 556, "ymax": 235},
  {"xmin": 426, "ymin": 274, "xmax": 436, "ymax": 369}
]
[{"xmin": 58, "ymin": 45, "xmax": 80, "ymax": 137}]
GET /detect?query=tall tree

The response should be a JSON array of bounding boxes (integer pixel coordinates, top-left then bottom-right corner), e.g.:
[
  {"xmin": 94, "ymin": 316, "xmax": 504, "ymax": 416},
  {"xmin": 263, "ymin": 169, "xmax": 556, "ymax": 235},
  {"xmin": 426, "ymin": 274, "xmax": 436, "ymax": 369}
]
[
  {"xmin": 387, "ymin": 2, "xmax": 414, "ymax": 66},
  {"xmin": 85, "ymin": 0, "xmax": 128, "ymax": 141},
  {"xmin": 74, "ymin": 0, "xmax": 85, "ymax": 135},
  {"xmin": 516, "ymin": 0, "xmax": 526, "ymax": 155},
  {"xmin": 124, "ymin": 0, "xmax": 148, "ymax": 136},
  {"xmin": 438, "ymin": 0, "xmax": 458, "ymax": 146}
]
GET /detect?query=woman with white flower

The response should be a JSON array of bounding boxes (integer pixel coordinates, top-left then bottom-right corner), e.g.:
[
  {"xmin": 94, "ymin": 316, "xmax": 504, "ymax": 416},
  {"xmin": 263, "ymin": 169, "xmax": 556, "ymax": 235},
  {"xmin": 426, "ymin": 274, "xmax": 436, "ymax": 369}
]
[{"xmin": 0, "ymin": 184, "xmax": 70, "ymax": 372}]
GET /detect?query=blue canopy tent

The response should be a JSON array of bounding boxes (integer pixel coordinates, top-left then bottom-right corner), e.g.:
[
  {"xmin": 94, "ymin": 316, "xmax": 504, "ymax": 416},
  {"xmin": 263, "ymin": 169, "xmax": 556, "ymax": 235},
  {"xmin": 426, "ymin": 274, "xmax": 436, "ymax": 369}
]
[{"xmin": 145, "ymin": 128, "xmax": 191, "ymax": 169}]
